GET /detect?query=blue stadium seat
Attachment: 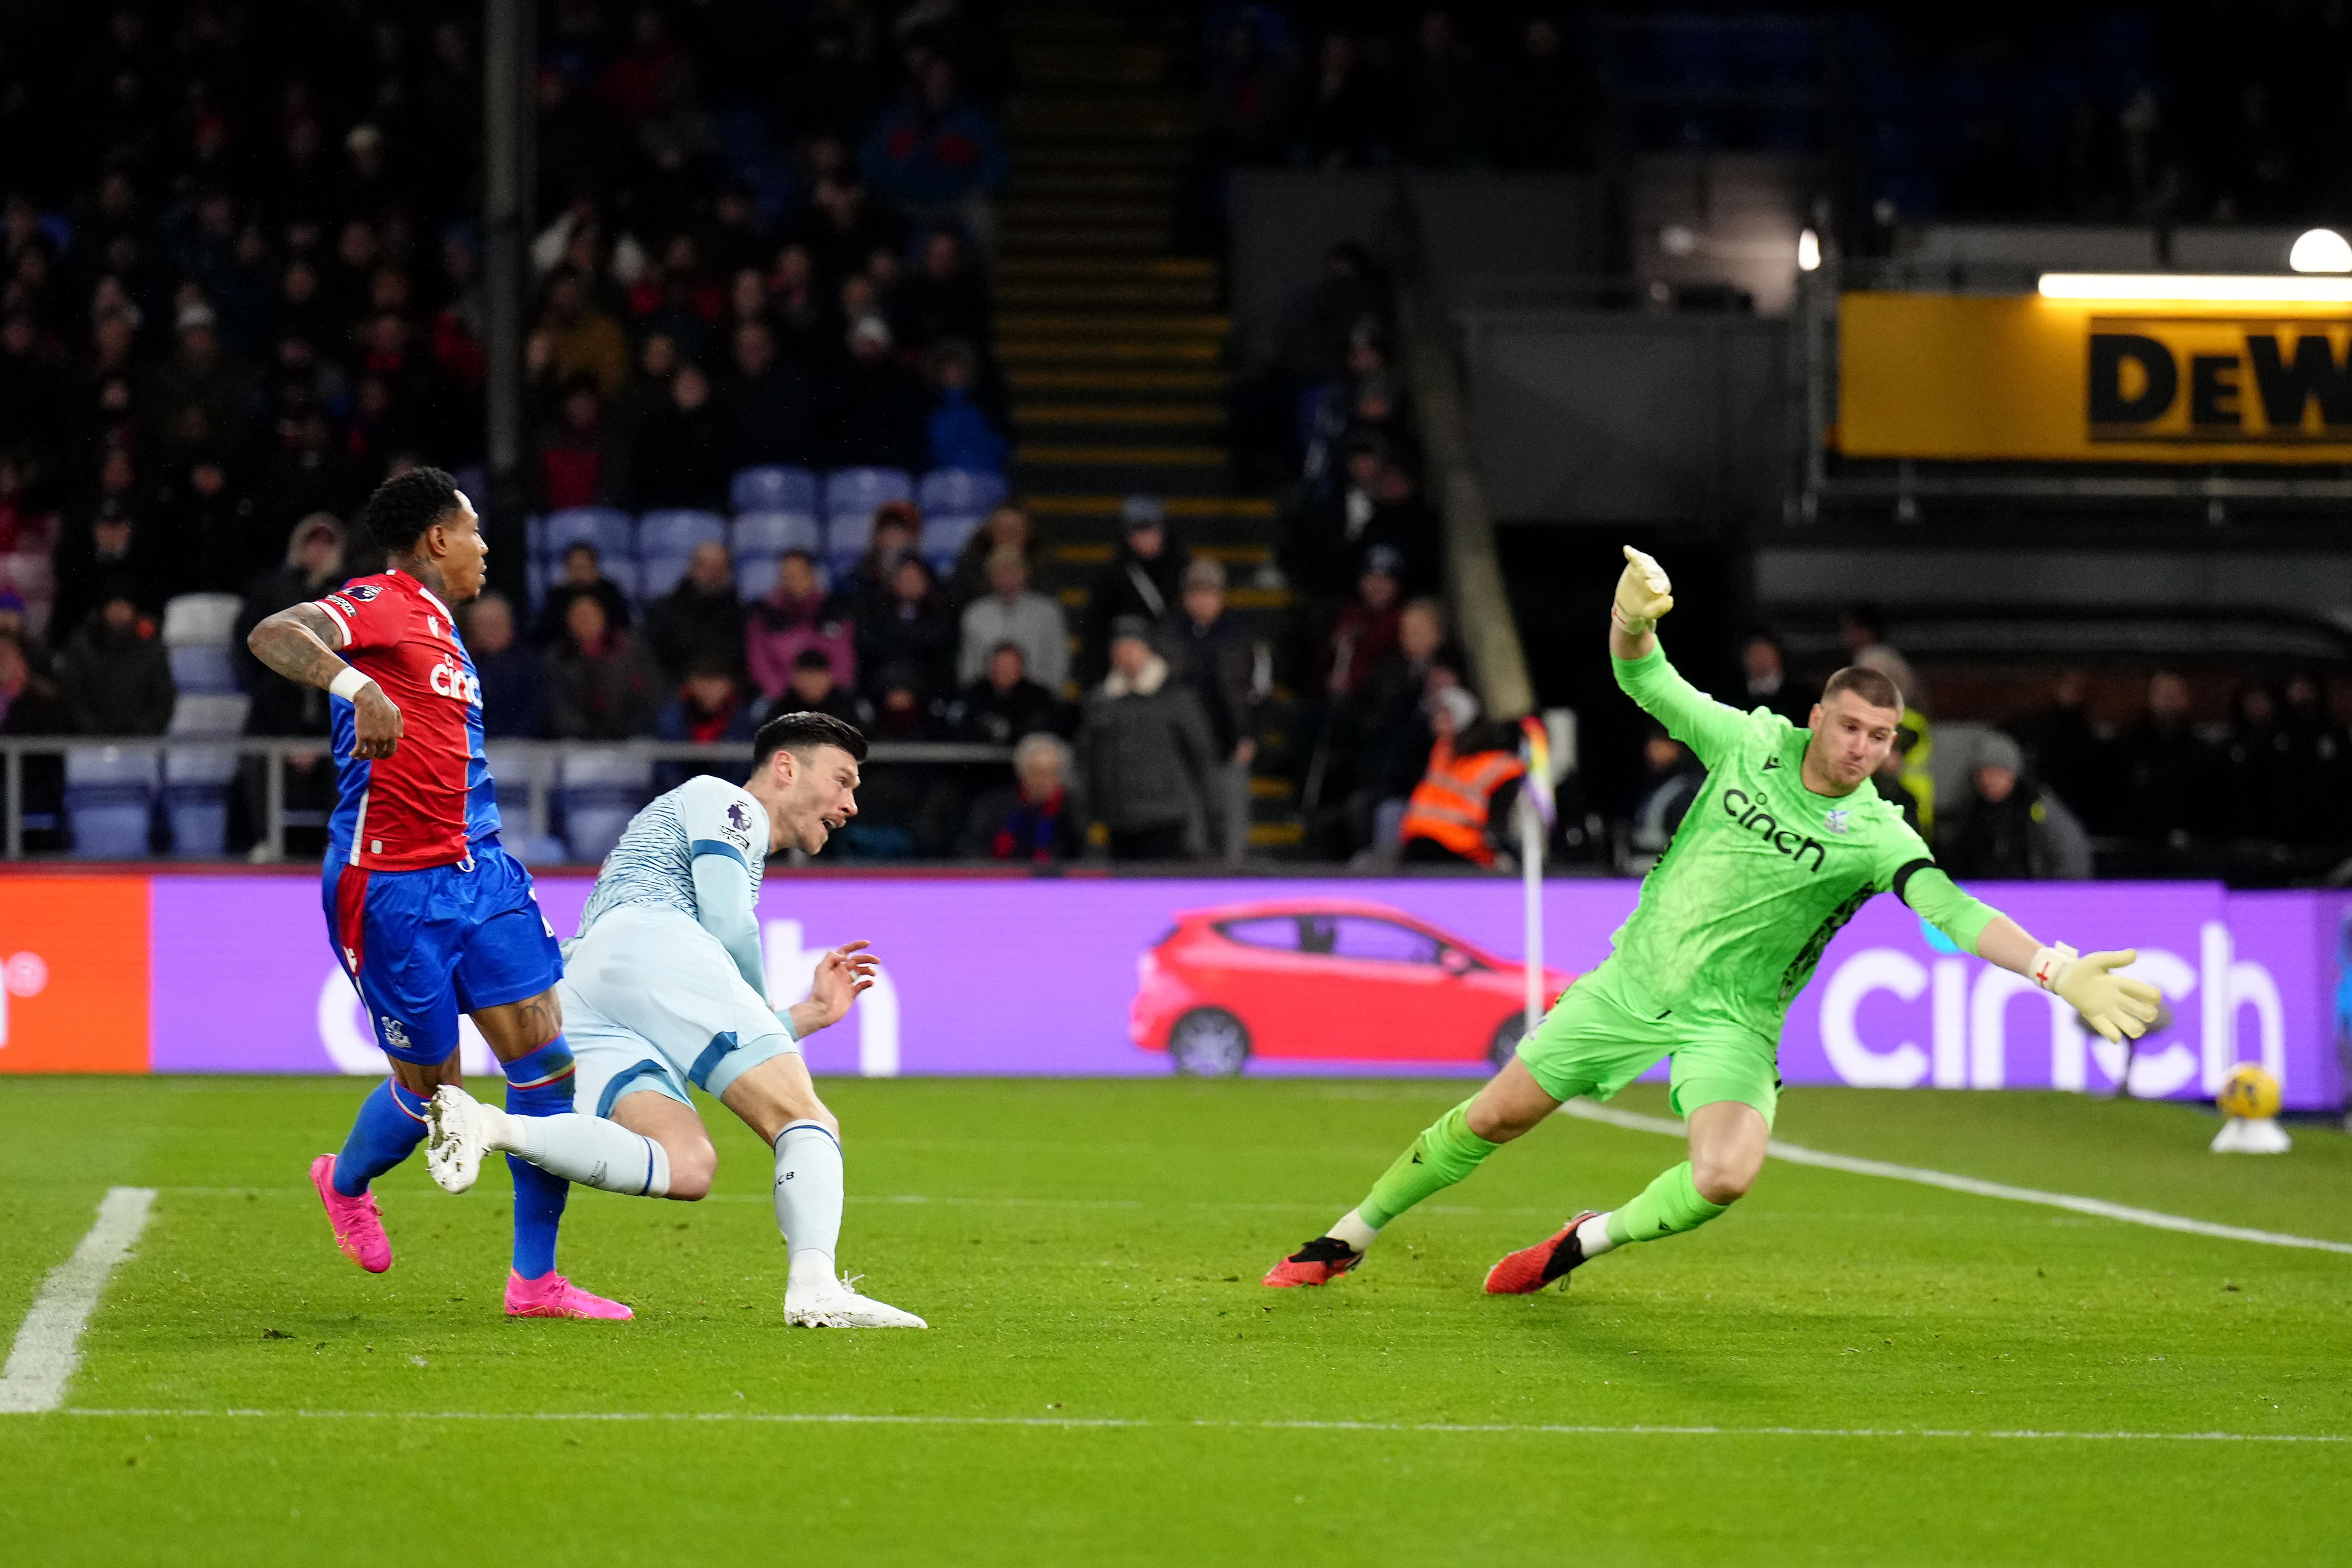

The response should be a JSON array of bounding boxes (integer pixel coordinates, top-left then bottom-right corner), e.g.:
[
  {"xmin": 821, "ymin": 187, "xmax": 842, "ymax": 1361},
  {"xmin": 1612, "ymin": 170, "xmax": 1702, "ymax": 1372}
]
[
  {"xmin": 526, "ymin": 556, "xmax": 551, "ymax": 612},
  {"xmin": 821, "ymin": 467, "xmax": 914, "ymax": 528},
  {"xmin": 640, "ymin": 555, "xmax": 692, "ymax": 599},
  {"xmin": 737, "ymin": 555, "xmax": 782, "ymax": 601},
  {"xmin": 164, "ymin": 742, "xmax": 238, "ymax": 856},
  {"xmin": 558, "ymin": 748, "xmax": 654, "ymax": 864},
  {"xmin": 927, "ymin": 513, "xmax": 983, "ymax": 565},
  {"xmin": 64, "ymin": 746, "xmax": 158, "ymax": 858},
  {"xmin": 542, "ymin": 507, "xmax": 636, "ymax": 562},
  {"xmin": 732, "ymin": 510, "xmax": 822, "ymax": 558},
  {"xmin": 637, "ymin": 509, "xmax": 728, "ymax": 558},
  {"xmin": 167, "ymin": 645, "xmax": 239, "ymax": 694},
  {"xmin": 599, "ymin": 558, "xmax": 643, "ymax": 602},
  {"xmin": 526, "ymin": 514, "xmax": 547, "ymax": 556},
  {"xmin": 918, "ymin": 469, "xmax": 1008, "ymax": 519},
  {"xmin": 731, "ymin": 465, "xmax": 820, "ymax": 515}
]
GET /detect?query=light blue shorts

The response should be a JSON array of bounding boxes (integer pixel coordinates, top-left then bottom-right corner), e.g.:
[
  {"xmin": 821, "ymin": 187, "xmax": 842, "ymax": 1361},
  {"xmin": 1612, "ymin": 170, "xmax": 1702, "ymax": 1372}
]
[{"xmin": 557, "ymin": 904, "xmax": 799, "ymax": 1119}]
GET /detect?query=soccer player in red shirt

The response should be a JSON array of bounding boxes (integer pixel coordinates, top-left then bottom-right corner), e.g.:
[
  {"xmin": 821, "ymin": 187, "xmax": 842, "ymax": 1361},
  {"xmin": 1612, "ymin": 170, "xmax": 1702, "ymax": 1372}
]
[{"xmin": 248, "ymin": 467, "xmax": 649, "ymax": 1319}]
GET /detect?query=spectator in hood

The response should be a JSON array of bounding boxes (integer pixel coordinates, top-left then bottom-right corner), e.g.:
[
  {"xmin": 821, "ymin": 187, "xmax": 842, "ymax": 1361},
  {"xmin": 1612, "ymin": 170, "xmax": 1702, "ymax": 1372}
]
[
  {"xmin": 1080, "ymin": 494, "xmax": 1187, "ymax": 684},
  {"xmin": 58, "ymin": 591, "xmax": 173, "ymax": 735},
  {"xmin": 234, "ymin": 513, "xmax": 346, "ymax": 739},
  {"xmin": 1940, "ymin": 732, "xmax": 2094, "ymax": 880},
  {"xmin": 926, "ymin": 338, "xmax": 1008, "ymax": 473},
  {"xmin": 461, "ymin": 590, "xmax": 546, "ymax": 739},
  {"xmin": 857, "ymin": 555, "xmax": 955, "ymax": 698},
  {"xmin": 1317, "ymin": 544, "xmax": 1402, "ymax": 701},
  {"xmin": 1079, "ymin": 615, "xmax": 1216, "ymax": 861}
]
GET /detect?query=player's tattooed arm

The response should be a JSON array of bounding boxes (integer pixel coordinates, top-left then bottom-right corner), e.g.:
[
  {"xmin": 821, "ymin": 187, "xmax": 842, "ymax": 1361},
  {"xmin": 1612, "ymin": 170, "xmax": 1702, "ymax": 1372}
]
[{"xmin": 247, "ymin": 603, "xmax": 406, "ymax": 759}]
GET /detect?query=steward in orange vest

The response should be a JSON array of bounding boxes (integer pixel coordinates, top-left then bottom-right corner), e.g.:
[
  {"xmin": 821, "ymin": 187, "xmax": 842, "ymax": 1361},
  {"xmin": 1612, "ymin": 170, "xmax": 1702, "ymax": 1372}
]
[{"xmin": 1399, "ymin": 717, "xmax": 1526, "ymax": 867}]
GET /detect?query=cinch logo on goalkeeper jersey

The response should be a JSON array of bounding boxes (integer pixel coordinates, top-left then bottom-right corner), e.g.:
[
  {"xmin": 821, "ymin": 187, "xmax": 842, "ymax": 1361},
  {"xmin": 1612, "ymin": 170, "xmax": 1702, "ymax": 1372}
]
[{"xmin": 1721, "ymin": 788, "xmax": 1827, "ymax": 873}]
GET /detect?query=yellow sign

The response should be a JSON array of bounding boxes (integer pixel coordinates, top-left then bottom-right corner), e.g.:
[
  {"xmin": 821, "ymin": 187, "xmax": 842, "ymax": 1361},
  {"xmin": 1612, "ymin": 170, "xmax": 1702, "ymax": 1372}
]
[{"xmin": 1838, "ymin": 291, "xmax": 2352, "ymax": 462}]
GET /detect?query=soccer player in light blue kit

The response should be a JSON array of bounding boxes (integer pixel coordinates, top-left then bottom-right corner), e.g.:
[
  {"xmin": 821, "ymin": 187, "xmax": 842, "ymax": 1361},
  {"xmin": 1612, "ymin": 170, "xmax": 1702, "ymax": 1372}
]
[{"xmin": 426, "ymin": 711, "xmax": 926, "ymax": 1327}]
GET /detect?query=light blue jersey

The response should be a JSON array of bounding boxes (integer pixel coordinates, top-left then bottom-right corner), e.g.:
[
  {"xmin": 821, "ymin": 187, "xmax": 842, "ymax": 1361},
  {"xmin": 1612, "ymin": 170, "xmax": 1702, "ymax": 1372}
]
[
  {"xmin": 578, "ymin": 775, "xmax": 770, "ymax": 941},
  {"xmin": 561, "ymin": 775, "xmax": 796, "ymax": 1117}
]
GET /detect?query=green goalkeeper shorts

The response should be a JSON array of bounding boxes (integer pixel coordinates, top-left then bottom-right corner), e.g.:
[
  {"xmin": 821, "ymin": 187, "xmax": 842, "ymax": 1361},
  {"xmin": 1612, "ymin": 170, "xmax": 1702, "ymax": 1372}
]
[{"xmin": 1515, "ymin": 958, "xmax": 1781, "ymax": 1126}]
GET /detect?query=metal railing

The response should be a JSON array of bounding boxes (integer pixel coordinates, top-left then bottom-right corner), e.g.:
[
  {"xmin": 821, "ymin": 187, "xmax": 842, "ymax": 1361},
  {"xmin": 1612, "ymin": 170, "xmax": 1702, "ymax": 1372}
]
[{"xmin": 0, "ymin": 737, "xmax": 1012, "ymax": 862}]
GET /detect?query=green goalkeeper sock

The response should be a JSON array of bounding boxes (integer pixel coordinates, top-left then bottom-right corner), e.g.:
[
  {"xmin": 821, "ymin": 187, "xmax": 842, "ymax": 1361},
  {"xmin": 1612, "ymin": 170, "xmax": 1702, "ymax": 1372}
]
[
  {"xmin": 1602, "ymin": 1162, "xmax": 1730, "ymax": 1248},
  {"xmin": 1358, "ymin": 1099, "xmax": 1498, "ymax": 1230}
]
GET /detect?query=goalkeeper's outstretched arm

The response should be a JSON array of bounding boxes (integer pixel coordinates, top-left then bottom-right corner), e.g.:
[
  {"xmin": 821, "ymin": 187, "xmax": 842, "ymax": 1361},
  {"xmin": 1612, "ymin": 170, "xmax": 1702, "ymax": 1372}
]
[
  {"xmin": 1900, "ymin": 864, "xmax": 2162, "ymax": 1045},
  {"xmin": 1607, "ymin": 545, "xmax": 1672, "ymax": 661}
]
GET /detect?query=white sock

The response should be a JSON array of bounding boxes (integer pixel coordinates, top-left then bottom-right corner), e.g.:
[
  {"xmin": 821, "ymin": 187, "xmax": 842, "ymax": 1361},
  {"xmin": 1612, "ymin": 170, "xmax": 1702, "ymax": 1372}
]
[
  {"xmin": 774, "ymin": 1121, "xmax": 844, "ymax": 1298},
  {"xmin": 1326, "ymin": 1207, "xmax": 1380, "ymax": 1254},
  {"xmin": 499, "ymin": 1110, "xmax": 671, "ymax": 1197},
  {"xmin": 1574, "ymin": 1212, "xmax": 1616, "ymax": 1258}
]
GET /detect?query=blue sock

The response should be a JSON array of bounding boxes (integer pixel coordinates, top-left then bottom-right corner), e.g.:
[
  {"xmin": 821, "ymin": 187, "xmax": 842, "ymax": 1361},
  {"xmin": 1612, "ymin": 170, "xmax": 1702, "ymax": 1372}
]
[
  {"xmin": 332, "ymin": 1080, "xmax": 430, "ymax": 1197},
  {"xmin": 502, "ymin": 1039, "xmax": 577, "ymax": 1280}
]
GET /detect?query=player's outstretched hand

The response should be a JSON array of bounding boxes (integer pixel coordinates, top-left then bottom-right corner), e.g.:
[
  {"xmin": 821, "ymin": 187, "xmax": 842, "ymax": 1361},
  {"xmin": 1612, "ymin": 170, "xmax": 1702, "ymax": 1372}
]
[
  {"xmin": 805, "ymin": 940, "xmax": 880, "ymax": 1030},
  {"xmin": 352, "ymin": 685, "xmax": 405, "ymax": 759},
  {"xmin": 2052, "ymin": 949, "xmax": 2163, "ymax": 1045},
  {"xmin": 1613, "ymin": 546, "xmax": 1674, "ymax": 634}
]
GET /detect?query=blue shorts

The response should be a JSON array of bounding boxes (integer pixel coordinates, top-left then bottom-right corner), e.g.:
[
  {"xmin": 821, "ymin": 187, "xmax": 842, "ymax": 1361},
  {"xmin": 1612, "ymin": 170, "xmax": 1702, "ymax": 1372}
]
[{"xmin": 325, "ymin": 841, "xmax": 564, "ymax": 1066}]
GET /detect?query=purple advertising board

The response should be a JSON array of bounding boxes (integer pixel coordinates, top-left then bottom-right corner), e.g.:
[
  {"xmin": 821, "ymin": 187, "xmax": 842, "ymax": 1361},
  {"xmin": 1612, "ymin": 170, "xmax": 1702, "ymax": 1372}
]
[{"xmin": 145, "ymin": 873, "xmax": 2349, "ymax": 1110}]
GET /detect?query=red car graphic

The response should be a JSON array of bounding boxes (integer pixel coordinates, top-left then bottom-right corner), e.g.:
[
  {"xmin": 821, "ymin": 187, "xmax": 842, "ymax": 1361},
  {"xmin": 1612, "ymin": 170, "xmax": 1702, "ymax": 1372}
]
[{"xmin": 1129, "ymin": 898, "xmax": 1577, "ymax": 1075}]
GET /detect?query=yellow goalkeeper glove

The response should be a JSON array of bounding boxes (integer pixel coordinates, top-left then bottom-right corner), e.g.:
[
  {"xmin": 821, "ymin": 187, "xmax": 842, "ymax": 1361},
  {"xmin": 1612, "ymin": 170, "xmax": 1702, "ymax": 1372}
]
[
  {"xmin": 2030, "ymin": 944, "xmax": 2163, "ymax": 1045},
  {"xmin": 1612, "ymin": 545, "xmax": 1674, "ymax": 634}
]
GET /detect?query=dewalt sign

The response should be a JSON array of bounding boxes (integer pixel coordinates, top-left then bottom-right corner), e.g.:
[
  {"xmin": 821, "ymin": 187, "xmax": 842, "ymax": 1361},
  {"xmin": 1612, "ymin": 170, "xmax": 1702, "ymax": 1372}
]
[{"xmin": 1838, "ymin": 292, "xmax": 2352, "ymax": 462}]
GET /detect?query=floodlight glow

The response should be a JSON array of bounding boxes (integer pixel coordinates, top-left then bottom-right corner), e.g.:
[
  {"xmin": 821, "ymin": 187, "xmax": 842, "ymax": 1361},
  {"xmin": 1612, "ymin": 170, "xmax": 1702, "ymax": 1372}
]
[
  {"xmin": 1797, "ymin": 228, "xmax": 1821, "ymax": 272},
  {"xmin": 2289, "ymin": 228, "xmax": 2352, "ymax": 273},
  {"xmin": 2037, "ymin": 273, "xmax": 2352, "ymax": 302}
]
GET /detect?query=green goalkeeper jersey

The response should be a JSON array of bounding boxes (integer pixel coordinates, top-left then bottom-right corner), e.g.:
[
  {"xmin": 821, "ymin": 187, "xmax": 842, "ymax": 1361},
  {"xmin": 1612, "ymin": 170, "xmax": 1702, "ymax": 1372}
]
[{"xmin": 1610, "ymin": 644, "xmax": 1997, "ymax": 1042}]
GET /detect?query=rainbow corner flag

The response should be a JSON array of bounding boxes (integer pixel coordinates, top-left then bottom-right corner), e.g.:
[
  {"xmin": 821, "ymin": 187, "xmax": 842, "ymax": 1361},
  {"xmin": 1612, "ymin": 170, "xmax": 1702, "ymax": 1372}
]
[{"xmin": 1518, "ymin": 715, "xmax": 1555, "ymax": 830}]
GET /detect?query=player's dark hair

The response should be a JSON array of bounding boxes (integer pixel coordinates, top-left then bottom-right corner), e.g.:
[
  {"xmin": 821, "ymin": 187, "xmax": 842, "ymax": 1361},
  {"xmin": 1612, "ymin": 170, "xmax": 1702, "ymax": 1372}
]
[
  {"xmin": 752, "ymin": 710, "xmax": 868, "ymax": 771},
  {"xmin": 1821, "ymin": 665, "xmax": 1904, "ymax": 714},
  {"xmin": 358, "ymin": 466, "xmax": 465, "ymax": 556}
]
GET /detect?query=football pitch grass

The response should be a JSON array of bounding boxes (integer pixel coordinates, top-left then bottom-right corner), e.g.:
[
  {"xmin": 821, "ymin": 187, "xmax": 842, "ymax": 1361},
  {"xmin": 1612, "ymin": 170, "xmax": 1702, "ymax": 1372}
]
[{"xmin": 3, "ymin": 1077, "xmax": 2349, "ymax": 1566}]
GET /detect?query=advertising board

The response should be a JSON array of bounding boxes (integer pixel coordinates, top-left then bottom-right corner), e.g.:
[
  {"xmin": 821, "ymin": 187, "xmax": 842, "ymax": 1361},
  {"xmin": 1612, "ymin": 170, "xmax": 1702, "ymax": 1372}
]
[{"xmin": 27, "ymin": 871, "xmax": 2317, "ymax": 1112}]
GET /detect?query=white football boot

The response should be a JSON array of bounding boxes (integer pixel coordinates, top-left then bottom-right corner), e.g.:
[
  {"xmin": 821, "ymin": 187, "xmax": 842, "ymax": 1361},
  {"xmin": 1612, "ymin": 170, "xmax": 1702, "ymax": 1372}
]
[
  {"xmin": 425, "ymin": 1084, "xmax": 501, "ymax": 1194},
  {"xmin": 785, "ymin": 1273, "xmax": 929, "ymax": 1328}
]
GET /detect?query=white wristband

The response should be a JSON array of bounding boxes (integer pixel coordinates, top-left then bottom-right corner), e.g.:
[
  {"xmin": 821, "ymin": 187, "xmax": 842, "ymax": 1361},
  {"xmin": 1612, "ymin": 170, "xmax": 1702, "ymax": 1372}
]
[
  {"xmin": 328, "ymin": 666, "xmax": 378, "ymax": 704},
  {"xmin": 2027, "ymin": 943, "xmax": 2079, "ymax": 992}
]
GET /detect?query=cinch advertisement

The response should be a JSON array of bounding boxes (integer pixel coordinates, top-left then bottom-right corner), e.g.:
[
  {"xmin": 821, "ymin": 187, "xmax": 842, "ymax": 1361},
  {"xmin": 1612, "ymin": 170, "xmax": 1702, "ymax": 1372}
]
[
  {"xmin": 3, "ymin": 872, "xmax": 2345, "ymax": 1112},
  {"xmin": 1838, "ymin": 291, "xmax": 2352, "ymax": 462}
]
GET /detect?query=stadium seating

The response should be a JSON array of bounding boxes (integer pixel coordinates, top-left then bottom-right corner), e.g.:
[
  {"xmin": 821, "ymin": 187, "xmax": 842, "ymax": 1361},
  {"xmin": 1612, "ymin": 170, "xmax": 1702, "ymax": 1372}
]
[
  {"xmin": 637, "ymin": 509, "xmax": 728, "ymax": 559},
  {"xmin": 64, "ymin": 745, "xmax": 157, "ymax": 858},
  {"xmin": 731, "ymin": 465, "xmax": 820, "ymax": 516},
  {"xmin": 926, "ymin": 514, "xmax": 984, "ymax": 573},
  {"xmin": 484, "ymin": 743, "xmax": 568, "ymax": 864},
  {"xmin": 736, "ymin": 555, "xmax": 782, "ymax": 601},
  {"xmin": 541, "ymin": 508, "xmax": 636, "ymax": 561},
  {"xmin": 917, "ymin": 468, "xmax": 1007, "ymax": 519},
  {"xmin": 160, "ymin": 593, "xmax": 244, "ymax": 696},
  {"xmin": 162, "ymin": 693, "xmax": 249, "ymax": 857},
  {"xmin": 821, "ymin": 468, "xmax": 914, "ymax": 530},
  {"xmin": 558, "ymin": 748, "xmax": 653, "ymax": 863},
  {"xmin": 640, "ymin": 555, "xmax": 693, "ymax": 599},
  {"xmin": 731, "ymin": 510, "xmax": 822, "ymax": 558}
]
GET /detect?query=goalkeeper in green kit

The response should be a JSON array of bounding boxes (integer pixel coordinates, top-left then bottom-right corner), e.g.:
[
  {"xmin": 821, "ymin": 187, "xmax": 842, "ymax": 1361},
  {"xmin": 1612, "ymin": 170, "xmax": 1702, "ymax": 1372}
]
[{"xmin": 1263, "ymin": 546, "xmax": 2164, "ymax": 1294}]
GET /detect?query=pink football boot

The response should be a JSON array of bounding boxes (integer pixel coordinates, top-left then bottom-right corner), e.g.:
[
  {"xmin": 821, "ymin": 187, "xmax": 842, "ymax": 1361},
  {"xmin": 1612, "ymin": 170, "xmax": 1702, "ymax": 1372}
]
[
  {"xmin": 504, "ymin": 1270, "xmax": 634, "ymax": 1320},
  {"xmin": 310, "ymin": 1153, "xmax": 393, "ymax": 1274}
]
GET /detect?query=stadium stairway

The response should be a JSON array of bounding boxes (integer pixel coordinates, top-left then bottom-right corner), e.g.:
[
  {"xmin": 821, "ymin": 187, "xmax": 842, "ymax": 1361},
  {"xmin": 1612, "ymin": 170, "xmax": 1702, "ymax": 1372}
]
[{"xmin": 996, "ymin": 0, "xmax": 1305, "ymax": 854}]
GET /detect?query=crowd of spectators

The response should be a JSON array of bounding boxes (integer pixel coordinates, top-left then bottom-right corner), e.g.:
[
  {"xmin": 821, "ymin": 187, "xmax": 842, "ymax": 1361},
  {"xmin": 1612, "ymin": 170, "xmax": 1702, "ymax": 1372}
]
[
  {"xmin": 0, "ymin": 0, "xmax": 1042, "ymax": 858},
  {"xmin": 1196, "ymin": 6, "xmax": 1597, "ymax": 177}
]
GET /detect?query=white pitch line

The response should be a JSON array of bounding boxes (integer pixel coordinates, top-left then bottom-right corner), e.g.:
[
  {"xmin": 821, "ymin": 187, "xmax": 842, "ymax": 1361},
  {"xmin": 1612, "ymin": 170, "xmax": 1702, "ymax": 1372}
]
[
  {"xmin": 1558, "ymin": 1100, "xmax": 2352, "ymax": 1256},
  {"xmin": 42, "ymin": 1407, "xmax": 2347, "ymax": 1444},
  {"xmin": 0, "ymin": 1188, "xmax": 157, "ymax": 1414}
]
